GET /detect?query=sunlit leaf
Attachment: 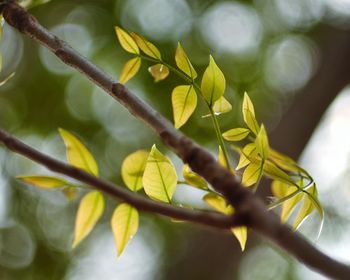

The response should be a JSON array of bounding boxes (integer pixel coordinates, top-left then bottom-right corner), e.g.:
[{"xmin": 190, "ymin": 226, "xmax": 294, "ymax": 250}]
[
  {"xmin": 231, "ymin": 227, "xmax": 247, "ymax": 251},
  {"xmin": 242, "ymin": 92, "xmax": 259, "ymax": 135},
  {"xmin": 59, "ymin": 128, "xmax": 99, "ymax": 176},
  {"xmin": 17, "ymin": 175, "xmax": 69, "ymax": 189},
  {"xmin": 281, "ymin": 185, "xmax": 303, "ymax": 223},
  {"xmin": 119, "ymin": 57, "xmax": 141, "ymax": 84},
  {"xmin": 269, "ymin": 148, "xmax": 303, "ymax": 174},
  {"xmin": 73, "ymin": 191, "xmax": 105, "ymax": 248},
  {"xmin": 201, "ymin": 55, "xmax": 226, "ymax": 106},
  {"xmin": 242, "ymin": 162, "xmax": 263, "ymax": 187},
  {"xmin": 115, "ymin": 26, "xmax": 139, "ymax": 54},
  {"xmin": 203, "ymin": 193, "xmax": 232, "ymax": 214},
  {"xmin": 172, "ymin": 85, "xmax": 197, "ymax": 129},
  {"xmin": 255, "ymin": 125, "xmax": 269, "ymax": 159},
  {"xmin": 182, "ymin": 164, "xmax": 208, "ymax": 190},
  {"xmin": 142, "ymin": 145, "xmax": 177, "ymax": 203},
  {"xmin": 218, "ymin": 146, "xmax": 232, "ymax": 172},
  {"xmin": 212, "ymin": 96, "xmax": 232, "ymax": 115},
  {"xmin": 271, "ymin": 179, "xmax": 287, "ymax": 199},
  {"xmin": 111, "ymin": 203, "xmax": 139, "ymax": 257},
  {"xmin": 130, "ymin": 32, "xmax": 161, "ymax": 59},
  {"xmin": 148, "ymin": 64, "xmax": 169, "ymax": 82},
  {"xmin": 223, "ymin": 128, "xmax": 250, "ymax": 142},
  {"xmin": 236, "ymin": 143, "xmax": 257, "ymax": 170},
  {"xmin": 121, "ymin": 150, "xmax": 149, "ymax": 192},
  {"xmin": 62, "ymin": 186, "xmax": 79, "ymax": 201},
  {"xmin": 175, "ymin": 43, "xmax": 197, "ymax": 80},
  {"xmin": 263, "ymin": 160, "xmax": 295, "ymax": 186}
]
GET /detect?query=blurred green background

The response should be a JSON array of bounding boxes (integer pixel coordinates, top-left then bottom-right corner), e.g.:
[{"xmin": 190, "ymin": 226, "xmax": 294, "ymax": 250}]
[{"xmin": 1, "ymin": 0, "xmax": 350, "ymax": 279}]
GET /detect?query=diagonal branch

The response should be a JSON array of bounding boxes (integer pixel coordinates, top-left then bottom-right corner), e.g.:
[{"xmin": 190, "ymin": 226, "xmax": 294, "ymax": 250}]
[
  {"xmin": 0, "ymin": 128, "xmax": 237, "ymax": 229},
  {"xmin": 1, "ymin": 1, "xmax": 350, "ymax": 279}
]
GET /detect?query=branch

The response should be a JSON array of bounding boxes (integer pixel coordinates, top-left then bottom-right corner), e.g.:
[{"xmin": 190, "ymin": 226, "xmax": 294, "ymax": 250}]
[
  {"xmin": 1, "ymin": 2, "xmax": 350, "ymax": 279},
  {"xmin": 0, "ymin": 128, "xmax": 236, "ymax": 229}
]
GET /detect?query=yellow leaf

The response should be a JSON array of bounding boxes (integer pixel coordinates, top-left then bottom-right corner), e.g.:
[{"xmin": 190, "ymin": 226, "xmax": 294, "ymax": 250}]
[
  {"xmin": 236, "ymin": 143, "xmax": 257, "ymax": 170},
  {"xmin": 172, "ymin": 85, "xmax": 197, "ymax": 129},
  {"xmin": 242, "ymin": 92, "xmax": 259, "ymax": 135},
  {"xmin": 218, "ymin": 146, "xmax": 231, "ymax": 171},
  {"xmin": 142, "ymin": 145, "xmax": 177, "ymax": 203},
  {"xmin": 271, "ymin": 180, "xmax": 287, "ymax": 199},
  {"xmin": 148, "ymin": 64, "xmax": 170, "ymax": 82},
  {"xmin": 182, "ymin": 164, "xmax": 208, "ymax": 190},
  {"xmin": 269, "ymin": 148, "xmax": 303, "ymax": 173},
  {"xmin": 281, "ymin": 185, "xmax": 303, "ymax": 223},
  {"xmin": 201, "ymin": 55, "xmax": 226, "ymax": 106},
  {"xmin": 62, "ymin": 186, "xmax": 79, "ymax": 201},
  {"xmin": 175, "ymin": 43, "xmax": 197, "ymax": 80},
  {"xmin": 255, "ymin": 124, "xmax": 269, "ymax": 159},
  {"xmin": 222, "ymin": 128, "xmax": 250, "ymax": 142},
  {"xmin": 17, "ymin": 175, "xmax": 68, "ymax": 189},
  {"xmin": 119, "ymin": 57, "xmax": 141, "ymax": 84},
  {"xmin": 231, "ymin": 227, "xmax": 247, "ymax": 251},
  {"xmin": 263, "ymin": 160, "xmax": 295, "ymax": 186},
  {"xmin": 203, "ymin": 193, "xmax": 232, "ymax": 214},
  {"xmin": 114, "ymin": 26, "xmax": 139, "ymax": 54},
  {"xmin": 111, "ymin": 203, "xmax": 139, "ymax": 257},
  {"xmin": 121, "ymin": 150, "xmax": 149, "ymax": 192},
  {"xmin": 212, "ymin": 96, "xmax": 232, "ymax": 115},
  {"xmin": 130, "ymin": 32, "xmax": 161, "ymax": 59},
  {"xmin": 242, "ymin": 162, "xmax": 263, "ymax": 187},
  {"xmin": 59, "ymin": 128, "xmax": 99, "ymax": 176},
  {"xmin": 73, "ymin": 191, "xmax": 105, "ymax": 248}
]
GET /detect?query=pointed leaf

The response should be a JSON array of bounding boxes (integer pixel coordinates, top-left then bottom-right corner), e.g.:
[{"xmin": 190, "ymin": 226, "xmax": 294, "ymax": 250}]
[
  {"xmin": 142, "ymin": 145, "xmax": 177, "ymax": 203},
  {"xmin": 148, "ymin": 64, "xmax": 169, "ymax": 82},
  {"xmin": 242, "ymin": 92, "xmax": 259, "ymax": 135},
  {"xmin": 271, "ymin": 180, "xmax": 287, "ymax": 199},
  {"xmin": 119, "ymin": 57, "xmax": 141, "ymax": 84},
  {"xmin": 223, "ymin": 128, "xmax": 250, "ymax": 142},
  {"xmin": 212, "ymin": 96, "xmax": 232, "ymax": 115},
  {"xmin": 242, "ymin": 162, "xmax": 263, "ymax": 187},
  {"xmin": 121, "ymin": 150, "xmax": 149, "ymax": 192},
  {"xmin": 130, "ymin": 32, "xmax": 161, "ymax": 59},
  {"xmin": 218, "ymin": 146, "xmax": 231, "ymax": 172},
  {"xmin": 231, "ymin": 227, "xmax": 247, "ymax": 251},
  {"xmin": 111, "ymin": 203, "xmax": 139, "ymax": 257},
  {"xmin": 59, "ymin": 128, "xmax": 99, "ymax": 176},
  {"xmin": 175, "ymin": 43, "xmax": 197, "ymax": 80},
  {"xmin": 281, "ymin": 185, "xmax": 303, "ymax": 223},
  {"xmin": 203, "ymin": 193, "xmax": 232, "ymax": 214},
  {"xmin": 201, "ymin": 55, "xmax": 226, "ymax": 106},
  {"xmin": 172, "ymin": 85, "xmax": 197, "ymax": 129},
  {"xmin": 263, "ymin": 160, "xmax": 295, "ymax": 186},
  {"xmin": 115, "ymin": 26, "xmax": 139, "ymax": 54},
  {"xmin": 182, "ymin": 164, "xmax": 208, "ymax": 190},
  {"xmin": 255, "ymin": 125, "xmax": 269, "ymax": 159},
  {"xmin": 17, "ymin": 175, "xmax": 69, "ymax": 189},
  {"xmin": 73, "ymin": 191, "xmax": 105, "ymax": 247},
  {"xmin": 236, "ymin": 143, "xmax": 257, "ymax": 170}
]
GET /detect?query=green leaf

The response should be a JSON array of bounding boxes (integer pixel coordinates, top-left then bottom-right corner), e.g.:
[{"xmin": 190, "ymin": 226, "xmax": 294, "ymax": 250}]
[
  {"xmin": 182, "ymin": 164, "xmax": 208, "ymax": 190},
  {"xmin": 172, "ymin": 85, "xmax": 197, "ymax": 129},
  {"xmin": 175, "ymin": 43, "xmax": 197, "ymax": 80},
  {"xmin": 242, "ymin": 162, "xmax": 263, "ymax": 187},
  {"xmin": 148, "ymin": 64, "xmax": 170, "ymax": 82},
  {"xmin": 255, "ymin": 125, "xmax": 269, "ymax": 159},
  {"xmin": 115, "ymin": 26, "xmax": 139, "ymax": 54},
  {"xmin": 201, "ymin": 55, "xmax": 226, "ymax": 106},
  {"xmin": 111, "ymin": 203, "xmax": 139, "ymax": 257},
  {"xmin": 119, "ymin": 57, "xmax": 141, "ymax": 84},
  {"xmin": 231, "ymin": 227, "xmax": 247, "ymax": 251},
  {"xmin": 242, "ymin": 92, "xmax": 259, "ymax": 135},
  {"xmin": 271, "ymin": 179, "xmax": 287, "ymax": 199},
  {"xmin": 203, "ymin": 193, "xmax": 232, "ymax": 214},
  {"xmin": 263, "ymin": 160, "xmax": 295, "ymax": 186},
  {"xmin": 212, "ymin": 96, "xmax": 232, "ymax": 115},
  {"xmin": 281, "ymin": 185, "xmax": 303, "ymax": 223},
  {"xmin": 236, "ymin": 143, "xmax": 257, "ymax": 170},
  {"xmin": 17, "ymin": 175, "xmax": 69, "ymax": 189},
  {"xmin": 269, "ymin": 148, "xmax": 303, "ymax": 174},
  {"xmin": 222, "ymin": 128, "xmax": 250, "ymax": 142},
  {"xmin": 121, "ymin": 150, "xmax": 149, "ymax": 192},
  {"xmin": 130, "ymin": 32, "xmax": 161, "ymax": 59},
  {"xmin": 142, "ymin": 145, "xmax": 177, "ymax": 203},
  {"xmin": 59, "ymin": 128, "xmax": 99, "ymax": 176},
  {"xmin": 73, "ymin": 191, "xmax": 105, "ymax": 248}
]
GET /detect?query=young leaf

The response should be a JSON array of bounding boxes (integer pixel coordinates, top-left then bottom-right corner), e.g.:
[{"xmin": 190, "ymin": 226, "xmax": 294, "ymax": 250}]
[
  {"xmin": 17, "ymin": 175, "xmax": 69, "ymax": 189},
  {"xmin": 242, "ymin": 92, "xmax": 259, "ymax": 135},
  {"xmin": 175, "ymin": 43, "xmax": 197, "ymax": 80},
  {"xmin": 222, "ymin": 128, "xmax": 250, "ymax": 142},
  {"xmin": 203, "ymin": 193, "xmax": 232, "ymax": 214},
  {"xmin": 218, "ymin": 146, "xmax": 231, "ymax": 171},
  {"xmin": 263, "ymin": 160, "xmax": 295, "ymax": 186},
  {"xmin": 111, "ymin": 203, "xmax": 139, "ymax": 257},
  {"xmin": 269, "ymin": 148, "xmax": 303, "ymax": 174},
  {"xmin": 242, "ymin": 162, "xmax": 263, "ymax": 187},
  {"xmin": 172, "ymin": 85, "xmax": 197, "ymax": 129},
  {"xmin": 281, "ymin": 185, "xmax": 303, "ymax": 223},
  {"xmin": 121, "ymin": 150, "xmax": 149, "ymax": 192},
  {"xmin": 130, "ymin": 32, "xmax": 161, "ymax": 59},
  {"xmin": 231, "ymin": 227, "xmax": 247, "ymax": 251},
  {"xmin": 59, "ymin": 128, "xmax": 99, "ymax": 176},
  {"xmin": 115, "ymin": 26, "xmax": 139, "ymax": 54},
  {"xmin": 182, "ymin": 164, "xmax": 208, "ymax": 190},
  {"xmin": 212, "ymin": 96, "xmax": 232, "ymax": 115},
  {"xmin": 201, "ymin": 55, "xmax": 226, "ymax": 106},
  {"xmin": 142, "ymin": 145, "xmax": 177, "ymax": 203},
  {"xmin": 119, "ymin": 57, "xmax": 141, "ymax": 84},
  {"xmin": 73, "ymin": 191, "xmax": 105, "ymax": 248},
  {"xmin": 236, "ymin": 143, "xmax": 257, "ymax": 170},
  {"xmin": 148, "ymin": 64, "xmax": 170, "ymax": 82},
  {"xmin": 255, "ymin": 125, "xmax": 269, "ymax": 159},
  {"xmin": 271, "ymin": 179, "xmax": 287, "ymax": 199}
]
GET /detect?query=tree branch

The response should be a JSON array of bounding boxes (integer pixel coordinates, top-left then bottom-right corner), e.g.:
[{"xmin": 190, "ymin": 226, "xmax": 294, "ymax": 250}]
[
  {"xmin": 0, "ymin": 128, "xmax": 237, "ymax": 229},
  {"xmin": 1, "ymin": 1, "xmax": 350, "ymax": 279}
]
